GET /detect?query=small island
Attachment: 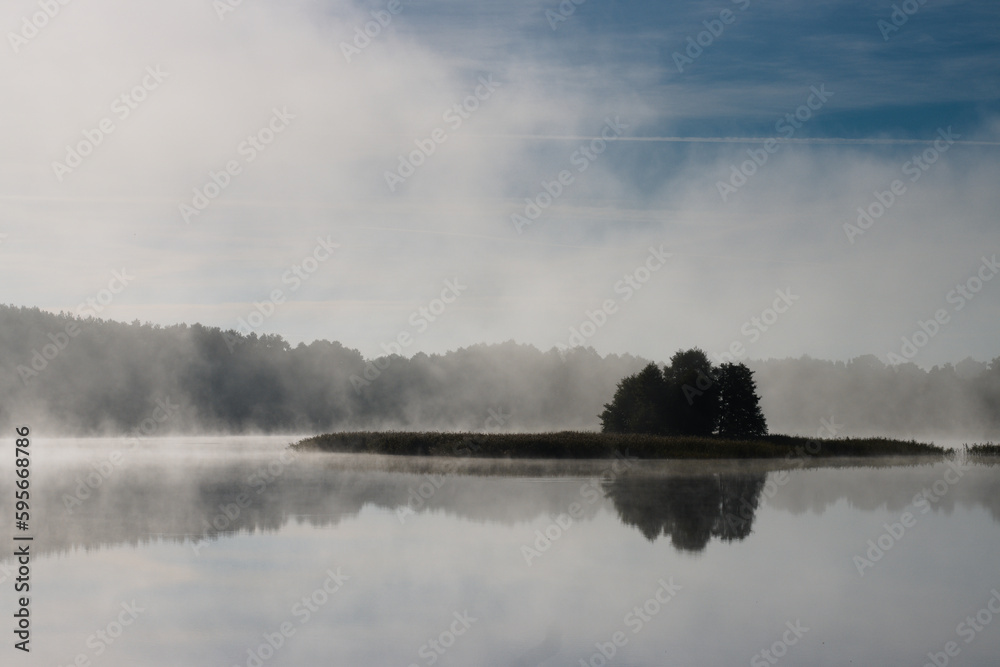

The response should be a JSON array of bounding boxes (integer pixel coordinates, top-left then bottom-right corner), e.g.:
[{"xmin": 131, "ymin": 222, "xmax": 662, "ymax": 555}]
[
  {"xmin": 292, "ymin": 430, "xmax": 945, "ymax": 459},
  {"xmin": 294, "ymin": 349, "xmax": 948, "ymax": 460}
]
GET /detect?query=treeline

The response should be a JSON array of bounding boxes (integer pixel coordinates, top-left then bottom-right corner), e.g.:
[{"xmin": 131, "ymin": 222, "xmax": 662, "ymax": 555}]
[
  {"xmin": 748, "ymin": 355, "xmax": 1000, "ymax": 438},
  {"xmin": 0, "ymin": 305, "xmax": 644, "ymax": 434},
  {"xmin": 1, "ymin": 304, "xmax": 999, "ymax": 437}
]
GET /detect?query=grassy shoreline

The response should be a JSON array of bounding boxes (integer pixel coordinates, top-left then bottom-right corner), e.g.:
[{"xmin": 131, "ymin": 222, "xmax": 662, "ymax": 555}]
[
  {"xmin": 292, "ymin": 431, "xmax": 946, "ymax": 460},
  {"xmin": 965, "ymin": 443, "xmax": 1000, "ymax": 458}
]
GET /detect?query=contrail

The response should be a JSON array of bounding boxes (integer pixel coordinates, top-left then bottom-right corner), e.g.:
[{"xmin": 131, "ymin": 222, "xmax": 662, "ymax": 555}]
[{"xmin": 466, "ymin": 134, "xmax": 1000, "ymax": 146}]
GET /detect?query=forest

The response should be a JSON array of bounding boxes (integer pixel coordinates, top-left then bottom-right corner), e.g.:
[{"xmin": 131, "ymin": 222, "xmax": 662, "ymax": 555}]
[{"xmin": 2, "ymin": 304, "xmax": 999, "ymax": 438}]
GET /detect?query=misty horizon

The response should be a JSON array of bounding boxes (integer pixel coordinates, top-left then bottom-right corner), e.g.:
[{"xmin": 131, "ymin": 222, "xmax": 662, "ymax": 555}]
[
  {"xmin": 3, "ymin": 2, "xmax": 1000, "ymax": 664},
  {"xmin": 4, "ymin": 304, "xmax": 999, "ymax": 439},
  {"xmin": 3, "ymin": 1, "xmax": 999, "ymax": 372}
]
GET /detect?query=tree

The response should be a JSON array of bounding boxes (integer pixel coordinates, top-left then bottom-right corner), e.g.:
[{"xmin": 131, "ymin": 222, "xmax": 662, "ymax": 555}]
[
  {"xmin": 716, "ymin": 362, "xmax": 767, "ymax": 439},
  {"xmin": 662, "ymin": 348, "xmax": 719, "ymax": 436},
  {"xmin": 601, "ymin": 352, "xmax": 768, "ymax": 440},
  {"xmin": 600, "ymin": 363, "xmax": 666, "ymax": 434}
]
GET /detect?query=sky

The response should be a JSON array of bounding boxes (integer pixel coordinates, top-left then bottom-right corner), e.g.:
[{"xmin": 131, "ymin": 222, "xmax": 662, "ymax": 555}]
[{"xmin": 2, "ymin": 0, "xmax": 999, "ymax": 367}]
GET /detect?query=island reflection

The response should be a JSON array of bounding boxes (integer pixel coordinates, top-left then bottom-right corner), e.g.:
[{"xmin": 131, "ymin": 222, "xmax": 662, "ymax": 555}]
[
  {"xmin": 604, "ymin": 473, "xmax": 765, "ymax": 550},
  {"xmin": 3, "ymin": 447, "xmax": 997, "ymax": 560}
]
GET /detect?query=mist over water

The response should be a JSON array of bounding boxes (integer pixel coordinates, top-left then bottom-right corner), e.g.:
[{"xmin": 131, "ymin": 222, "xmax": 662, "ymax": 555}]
[
  {"xmin": 1, "ymin": 438, "xmax": 998, "ymax": 666},
  {"xmin": 2, "ymin": 0, "xmax": 999, "ymax": 664}
]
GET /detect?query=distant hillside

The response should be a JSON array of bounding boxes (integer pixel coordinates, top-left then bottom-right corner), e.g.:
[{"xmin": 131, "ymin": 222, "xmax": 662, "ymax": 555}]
[{"xmin": 1, "ymin": 304, "xmax": 998, "ymax": 437}]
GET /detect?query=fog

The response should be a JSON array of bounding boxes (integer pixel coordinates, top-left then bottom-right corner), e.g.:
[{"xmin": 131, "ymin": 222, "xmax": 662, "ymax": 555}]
[
  {"xmin": 1, "ymin": 0, "xmax": 998, "ymax": 377},
  {"xmin": 4, "ymin": 440, "xmax": 1000, "ymax": 667},
  {"xmin": 3, "ymin": 305, "xmax": 1000, "ymax": 438},
  {"xmin": 1, "ymin": 437, "xmax": 995, "ymax": 561},
  {"xmin": 4, "ymin": 8, "xmax": 1000, "ymax": 663}
]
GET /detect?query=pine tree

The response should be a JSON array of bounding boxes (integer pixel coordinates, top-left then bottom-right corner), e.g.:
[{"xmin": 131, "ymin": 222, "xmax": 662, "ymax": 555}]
[
  {"xmin": 716, "ymin": 363, "xmax": 767, "ymax": 439},
  {"xmin": 662, "ymin": 348, "xmax": 719, "ymax": 436}
]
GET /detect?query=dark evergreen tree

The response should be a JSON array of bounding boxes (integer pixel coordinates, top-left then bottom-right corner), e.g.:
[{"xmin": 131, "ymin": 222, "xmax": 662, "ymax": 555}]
[
  {"xmin": 600, "ymin": 363, "xmax": 667, "ymax": 434},
  {"xmin": 601, "ymin": 352, "xmax": 768, "ymax": 440},
  {"xmin": 716, "ymin": 362, "xmax": 768, "ymax": 439},
  {"xmin": 662, "ymin": 348, "xmax": 719, "ymax": 436}
]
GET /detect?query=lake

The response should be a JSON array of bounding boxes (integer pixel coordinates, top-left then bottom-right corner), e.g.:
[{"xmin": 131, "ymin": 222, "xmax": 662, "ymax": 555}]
[{"xmin": 3, "ymin": 437, "xmax": 999, "ymax": 666}]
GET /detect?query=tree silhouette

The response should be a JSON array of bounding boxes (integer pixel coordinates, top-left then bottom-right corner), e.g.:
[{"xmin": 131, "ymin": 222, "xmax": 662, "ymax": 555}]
[
  {"xmin": 662, "ymin": 348, "xmax": 719, "ymax": 436},
  {"xmin": 716, "ymin": 362, "xmax": 768, "ymax": 438},
  {"xmin": 599, "ymin": 363, "xmax": 666, "ymax": 434},
  {"xmin": 601, "ymin": 350, "xmax": 768, "ymax": 439}
]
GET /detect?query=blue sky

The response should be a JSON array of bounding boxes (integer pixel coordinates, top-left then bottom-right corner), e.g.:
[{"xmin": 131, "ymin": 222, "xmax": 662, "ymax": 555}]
[{"xmin": 1, "ymin": 0, "xmax": 999, "ymax": 366}]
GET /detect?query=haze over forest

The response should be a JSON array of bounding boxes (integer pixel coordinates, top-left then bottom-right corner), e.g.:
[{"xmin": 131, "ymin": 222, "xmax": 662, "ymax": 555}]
[
  {"xmin": 2, "ymin": 1, "xmax": 999, "ymax": 442},
  {"xmin": 3, "ymin": 305, "xmax": 998, "ymax": 439},
  {"xmin": 2, "ymin": 0, "xmax": 999, "ymax": 373}
]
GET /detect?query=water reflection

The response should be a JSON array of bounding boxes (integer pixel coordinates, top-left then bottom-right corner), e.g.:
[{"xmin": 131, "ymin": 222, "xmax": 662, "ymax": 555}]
[
  {"xmin": 7, "ymin": 456, "xmax": 771, "ymax": 557},
  {"xmin": 605, "ymin": 474, "xmax": 765, "ymax": 550},
  {"xmin": 2, "ymin": 440, "xmax": 1000, "ymax": 667},
  {"xmin": 2, "ymin": 443, "xmax": 996, "ymax": 559}
]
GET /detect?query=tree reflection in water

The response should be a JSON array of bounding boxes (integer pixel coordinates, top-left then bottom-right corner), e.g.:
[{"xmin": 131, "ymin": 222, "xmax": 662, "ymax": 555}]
[{"xmin": 603, "ymin": 473, "xmax": 766, "ymax": 552}]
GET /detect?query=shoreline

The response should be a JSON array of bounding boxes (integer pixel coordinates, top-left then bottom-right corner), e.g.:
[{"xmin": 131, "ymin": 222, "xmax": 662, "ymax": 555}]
[{"xmin": 292, "ymin": 431, "xmax": 948, "ymax": 460}]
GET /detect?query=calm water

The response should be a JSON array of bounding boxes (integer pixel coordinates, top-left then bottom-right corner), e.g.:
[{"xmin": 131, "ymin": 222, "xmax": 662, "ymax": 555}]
[{"xmin": 2, "ymin": 437, "xmax": 999, "ymax": 666}]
